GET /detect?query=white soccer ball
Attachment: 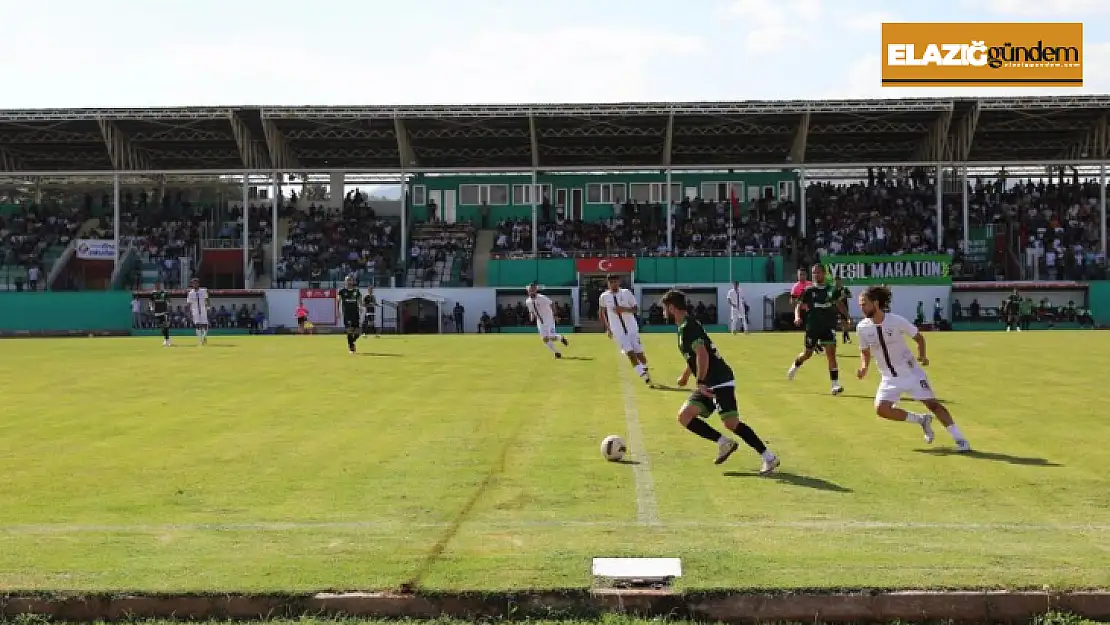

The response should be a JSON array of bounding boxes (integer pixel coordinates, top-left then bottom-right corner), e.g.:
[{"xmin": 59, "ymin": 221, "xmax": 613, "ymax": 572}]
[{"xmin": 601, "ymin": 435, "xmax": 627, "ymax": 462}]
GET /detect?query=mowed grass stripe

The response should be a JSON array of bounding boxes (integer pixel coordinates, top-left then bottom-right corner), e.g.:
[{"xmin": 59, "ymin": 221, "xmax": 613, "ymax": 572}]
[{"xmin": 0, "ymin": 332, "xmax": 1107, "ymax": 591}]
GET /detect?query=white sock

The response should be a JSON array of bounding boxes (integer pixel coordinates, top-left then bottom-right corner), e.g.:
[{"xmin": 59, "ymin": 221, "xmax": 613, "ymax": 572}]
[
  {"xmin": 635, "ymin": 363, "xmax": 645, "ymax": 376},
  {"xmin": 946, "ymin": 424, "xmax": 965, "ymax": 440},
  {"xmin": 761, "ymin": 450, "xmax": 776, "ymax": 461},
  {"xmin": 904, "ymin": 412, "xmax": 925, "ymax": 424},
  {"xmin": 544, "ymin": 341, "xmax": 558, "ymax": 354},
  {"xmin": 553, "ymin": 334, "xmax": 562, "ymax": 342}
]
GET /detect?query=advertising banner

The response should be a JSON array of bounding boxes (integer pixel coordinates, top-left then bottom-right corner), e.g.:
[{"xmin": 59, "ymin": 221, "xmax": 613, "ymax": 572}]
[
  {"xmin": 822, "ymin": 254, "xmax": 953, "ymax": 285},
  {"xmin": 76, "ymin": 239, "xmax": 115, "ymax": 260}
]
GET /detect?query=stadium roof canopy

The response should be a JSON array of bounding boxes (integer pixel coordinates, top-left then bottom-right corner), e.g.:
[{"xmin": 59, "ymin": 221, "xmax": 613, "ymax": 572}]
[{"xmin": 1, "ymin": 96, "xmax": 1109, "ymax": 174}]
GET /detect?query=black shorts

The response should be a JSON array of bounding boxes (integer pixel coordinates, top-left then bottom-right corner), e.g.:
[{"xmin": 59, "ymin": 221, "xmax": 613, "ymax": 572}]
[
  {"xmin": 154, "ymin": 312, "xmax": 169, "ymax": 328},
  {"xmin": 297, "ymin": 316, "xmax": 307, "ymax": 326},
  {"xmin": 343, "ymin": 315, "xmax": 360, "ymax": 330},
  {"xmin": 805, "ymin": 327, "xmax": 836, "ymax": 350},
  {"xmin": 685, "ymin": 384, "xmax": 739, "ymax": 419}
]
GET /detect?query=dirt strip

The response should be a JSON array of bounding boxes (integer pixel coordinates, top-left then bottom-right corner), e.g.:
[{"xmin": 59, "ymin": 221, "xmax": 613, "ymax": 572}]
[{"xmin": 0, "ymin": 590, "xmax": 1107, "ymax": 623}]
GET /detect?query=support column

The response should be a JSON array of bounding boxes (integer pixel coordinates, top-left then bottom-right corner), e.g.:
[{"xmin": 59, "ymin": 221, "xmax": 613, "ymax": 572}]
[
  {"xmin": 1102, "ymin": 164, "xmax": 1107, "ymax": 255},
  {"xmin": 272, "ymin": 172, "xmax": 280, "ymax": 286},
  {"xmin": 531, "ymin": 169, "xmax": 539, "ymax": 257},
  {"xmin": 400, "ymin": 167, "xmax": 407, "ymax": 275},
  {"xmin": 961, "ymin": 166, "xmax": 969, "ymax": 255},
  {"xmin": 242, "ymin": 174, "xmax": 250, "ymax": 289},
  {"xmin": 935, "ymin": 165, "xmax": 944, "ymax": 253},
  {"xmin": 113, "ymin": 174, "xmax": 121, "ymax": 273},
  {"xmin": 665, "ymin": 169, "xmax": 673, "ymax": 251},
  {"xmin": 798, "ymin": 168, "xmax": 807, "ymax": 238}
]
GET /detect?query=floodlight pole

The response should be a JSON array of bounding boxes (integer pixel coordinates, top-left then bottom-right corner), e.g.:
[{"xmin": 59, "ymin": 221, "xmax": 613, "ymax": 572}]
[
  {"xmin": 112, "ymin": 173, "xmax": 121, "ymax": 273},
  {"xmin": 531, "ymin": 169, "xmax": 539, "ymax": 257},
  {"xmin": 400, "ymin": 165, "xmax": 407, "ymax": 276},
  {"xmin": 242, "ymin": 173, "xmax": 250, "ymax": 289},
  {"xmin": 935, "ymin": 164, "xmax": 944, "ymax": 253},
  {"xmin": 1102, "ymin": 164, "xmax": 1107, "ymax": 255},
  {"xmin": 961, "ymin": 166, "xmax": 970, "ymax": 254},
  {"xmin": 798, "ymin": 168, "xmax": 807, "ymax": 239},
  {"xmin": 272, "ymin": 171, "xmax": 280, "ymax": 287},
  {"xmin": 665, "ymin": 168, "xmax": 673, "ymax": 252}
]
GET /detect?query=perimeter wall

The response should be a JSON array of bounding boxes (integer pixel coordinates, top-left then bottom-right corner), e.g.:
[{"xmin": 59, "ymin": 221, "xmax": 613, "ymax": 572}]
[{"xmin": 0, "ymin": 284, "xmax": 964, "ymax": 334}]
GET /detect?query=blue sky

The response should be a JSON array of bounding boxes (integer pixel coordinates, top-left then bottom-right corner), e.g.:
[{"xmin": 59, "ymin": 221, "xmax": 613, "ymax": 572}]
[{"xmin": 2, "ymin": 0, "xmax": 1107, "ymax": 107}]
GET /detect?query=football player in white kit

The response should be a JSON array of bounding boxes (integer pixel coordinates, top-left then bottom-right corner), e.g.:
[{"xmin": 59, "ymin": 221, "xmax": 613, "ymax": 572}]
[
  {"xmin": 185, "ymin": 278, "xmax": 211, "ymax": 345},
  {"xmin": 726, "ymin": 281, "xmax": 749, "ymax": 335},
  {"xmin": 526, "ymin": 282, "xmax": 570, "ymax": 359},
  {"xmin": 855, "ymin": 286, "xmax": 971, "ymax": 451},
  {"xmin": 599, "ymin": 273, "xmax": 651, "ymax": 385}
]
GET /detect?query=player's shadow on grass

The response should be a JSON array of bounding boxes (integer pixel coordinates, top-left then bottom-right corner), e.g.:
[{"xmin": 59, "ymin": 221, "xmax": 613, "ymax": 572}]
[
  {"xmin": 614, "ymin": 459, "xmax": 641, "ymax": 465},
  {"xmin": 650, "ymin": 385, "xmax": 692, "ymax": 393},
  {"xmin": 560, "ymin": 356, "xmax": 594, "ymax": 361},
  {"xmin": 808, "ymin": 391, "xmax": 959, "ymax": 405},
  {"xmin": 723, "ymin": 470, "xmax": 852, "ymax": 493},
  {"xmin": 913, "ymin": 448, "xmax": 1061, "ymax": 467},
  {"xmin": 356, "ymin": 352, "xmax": 403, "ymax": 357}
]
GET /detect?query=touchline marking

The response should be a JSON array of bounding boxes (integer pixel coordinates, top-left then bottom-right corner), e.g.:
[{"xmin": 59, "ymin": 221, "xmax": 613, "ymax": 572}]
[
  {"xmin": 619, "ymin": 360, "xmax": 661, "ymax": 527},
  {"xmin": 0, "ymin": 519, "xmax": 1107, "ymax": 535}
]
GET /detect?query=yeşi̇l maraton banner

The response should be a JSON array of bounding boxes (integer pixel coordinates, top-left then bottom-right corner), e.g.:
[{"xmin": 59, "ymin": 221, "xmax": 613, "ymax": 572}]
[{"xmin": 820, "ymin": 254, "xmax": 953, "ymax": 285}]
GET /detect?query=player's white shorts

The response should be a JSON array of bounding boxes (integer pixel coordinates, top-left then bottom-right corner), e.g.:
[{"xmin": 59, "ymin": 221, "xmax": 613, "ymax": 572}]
[
  {"xmin": 730, "ymin": 309, "xmax": 745, "ymax": 320},
  {"xmin": 874, "ymin": 368, "xmax": 935, "ymax": 407},
  {"xmin": 537, "ymin": 322, "xmax": 557, "ymax": 339},
  {"xmin": 191, "ymin": 311, "xmax": 210, "ymax": 326},
  {"xmin": 612, "ymin": 330, "xmax": 644, "ymax": 354}
]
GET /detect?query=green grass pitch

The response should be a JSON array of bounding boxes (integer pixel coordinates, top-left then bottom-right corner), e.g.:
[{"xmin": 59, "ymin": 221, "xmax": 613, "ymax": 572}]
[{"xmin": 0, "ymin": 330, "xmax": 1107, "ymax": 592}]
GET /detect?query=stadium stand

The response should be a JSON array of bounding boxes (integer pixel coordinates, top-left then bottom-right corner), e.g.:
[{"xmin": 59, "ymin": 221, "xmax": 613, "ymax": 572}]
[
  {"xmin": 0, "ymin": 203, "xmax": 86, "ymax": 291},
  {"xmin": 275, "ymin": 202, "xmax": 401, "ymax": 289},
  {"xmin": 406, "ymin": 222, "xmax": 476, "ymax": 288},
  {"xmin": 2, "ymin": 98, "xmax": 1109, "ymax": 292}
]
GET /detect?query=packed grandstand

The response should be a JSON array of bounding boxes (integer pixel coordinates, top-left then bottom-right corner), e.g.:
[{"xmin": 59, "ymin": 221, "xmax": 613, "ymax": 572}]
[{"xmin": 0, "ymin": 97, "xmax": 1107, "ymax": 325}]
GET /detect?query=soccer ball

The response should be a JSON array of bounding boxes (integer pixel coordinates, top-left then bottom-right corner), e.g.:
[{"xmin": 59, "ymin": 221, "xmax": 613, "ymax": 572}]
[{"xmin": 601, "ymin": 435, "xmax": 627, "ymax": 462}]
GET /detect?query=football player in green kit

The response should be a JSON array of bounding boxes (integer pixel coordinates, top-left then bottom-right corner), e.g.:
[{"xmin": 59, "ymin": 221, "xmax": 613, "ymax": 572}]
[{"xmin": 787, "ymin": 264, "xmax": 850, "ymax": 395}]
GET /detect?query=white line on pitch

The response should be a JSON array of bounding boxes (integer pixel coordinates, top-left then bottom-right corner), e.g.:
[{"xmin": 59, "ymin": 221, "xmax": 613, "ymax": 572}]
[
  {"xmin": 0, "ymin": 519, "xmax": 1107, "ymax": 535},
  {"xmin": 618, "ymin": 357, "xmax": 661, "ymax": 527}
]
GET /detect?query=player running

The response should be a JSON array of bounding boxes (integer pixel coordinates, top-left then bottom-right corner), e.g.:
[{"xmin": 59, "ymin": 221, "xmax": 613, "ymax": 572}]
[
  {"xmin": 150, "ymin": 280, "xmax": 172, "ymax": 347},
  {"xmin": 787, "ymin": 264, "xmax": 848, "ymax": 395},
  {"xmin": 185, "ymin": 278, "xmax": 210, "ymax": 345},
  {"xmin": 726, "ymin": 281, "xmax": 749, "ymax": 335},
  {"xmin": 361, "ymin": 287, "xmax": 380, "ymax": 339},
  {"xmin": 526, "ymin": 282, "xmax": 570, "ymax": 359},
  {"xmin": 336, "ymin": 276, "xmax": 363, "ymax": 354},
  {"xmin": 855, "ymin": 286, "xmax": 971, "ymax": 452},
  {"xmin": 833, "ymin": 277, "xmax": 852, "ymax": 344},
  {"xmin": 662, "ymin": 290, "xmax": 779, "ymax": 473},
  {"xmin": 599, "ymin": 273, "xmax": 651, "ymax": 385}
]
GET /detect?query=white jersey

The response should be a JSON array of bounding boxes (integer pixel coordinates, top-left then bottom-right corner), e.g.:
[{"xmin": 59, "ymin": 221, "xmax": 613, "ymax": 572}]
[
  {"xmin": 726, "ymin": 287, "xmax": 745, "ymax": 315},
  {"xmin": 599, "ymin": 288, "xmax": 639, "ymax": 335},
  {"xmin": 526, "ymin": 294, "xmax": 555, "ymax": 326},
  {"xmin": 186, "ymin": 287, "xmax": 210, "ymax": 322},
  {"xmin": 856, "ymin": 313, "xmax": 921, "ymax": 379}
]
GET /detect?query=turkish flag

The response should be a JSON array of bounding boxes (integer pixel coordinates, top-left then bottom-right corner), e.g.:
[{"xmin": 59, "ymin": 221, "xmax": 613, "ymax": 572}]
[{"xmin": 575, "ymin": 257, "xmax": 636, "ymax": 274}]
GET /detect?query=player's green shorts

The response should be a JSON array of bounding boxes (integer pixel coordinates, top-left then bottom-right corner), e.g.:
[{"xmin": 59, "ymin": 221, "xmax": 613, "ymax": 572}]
[
  {"xmin": 804, "ymin": 326, "xmax": 837, "ymax": 349},
  {"xmin": 683, "ymin": 384, "xmax": 739, "ymax": 419}
]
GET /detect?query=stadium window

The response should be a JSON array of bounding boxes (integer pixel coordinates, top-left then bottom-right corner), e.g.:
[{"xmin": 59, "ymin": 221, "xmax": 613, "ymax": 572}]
[
  {"xmin": 612, "ymin": 183, "xmax": 627, "ymax": 203},
  {"xmin": 629, "ymin": 182, "xmax": 651, "ymax": 203},
  {"xmin": 460, "ymin": 184, "xmax": 480, "ymax": 205},
  {"xmin": 778, "ymin": 180, "xmax": 794, "ymax": 201},
  {"xmin": 512, "ymin": 184, "xmax": 528, "ymax": 204},
  {"xmin": 586, "ymin": 183, "xmax": 603, "ymax": 203},
  {"xmin": 514, "ymin": 184, "xmax": 552, "ymax": 205},
  {"xmin": 412, "ymin": 185, "xmax": 427, "ymax": 205},
  {"xmin": 488, "ymin": 184, "xmax": 509, "ymax": 205},
  {"xmin": 728, "ymin": 182, "xmax": 744, "ymax": 203},
  {"xmin": 699, "ymin": 183, "xmax": 717, "ymax": 201}
]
